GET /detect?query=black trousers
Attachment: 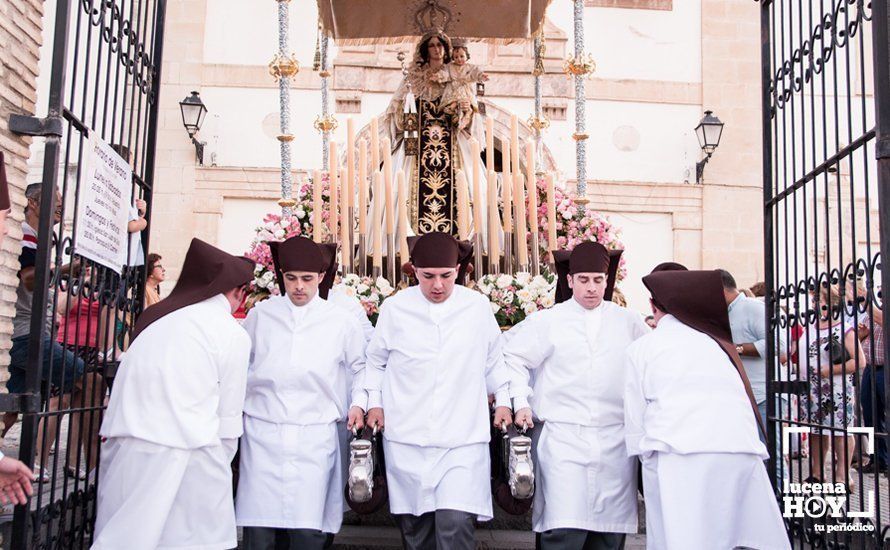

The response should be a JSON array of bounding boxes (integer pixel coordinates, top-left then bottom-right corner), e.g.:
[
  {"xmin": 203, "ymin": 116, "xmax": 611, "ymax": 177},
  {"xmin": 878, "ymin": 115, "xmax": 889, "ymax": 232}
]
[
  {"xmin": 241, "ymin": 526, "xmax": 330, "ymax": 550},
  {"xmin": 396, "ymin": 509, "xmax": 475, "ymax": 550},
  {"xmin": 538, "ymin": 529, "xmax": 626, "ymax": 550}
]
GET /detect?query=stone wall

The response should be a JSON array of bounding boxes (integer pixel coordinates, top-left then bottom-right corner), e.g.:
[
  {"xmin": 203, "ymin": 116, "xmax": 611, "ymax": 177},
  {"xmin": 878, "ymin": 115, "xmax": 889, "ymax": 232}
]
[{"xmin": 0, "ymin": 0, "xmax": 44, "ymax": 382}]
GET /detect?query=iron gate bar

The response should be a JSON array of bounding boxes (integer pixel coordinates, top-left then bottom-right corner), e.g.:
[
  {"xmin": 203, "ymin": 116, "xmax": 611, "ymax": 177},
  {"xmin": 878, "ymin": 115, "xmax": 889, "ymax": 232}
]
[{"xmin": 5, "ymin": 0, "xmax": 167, "ymax": 546}]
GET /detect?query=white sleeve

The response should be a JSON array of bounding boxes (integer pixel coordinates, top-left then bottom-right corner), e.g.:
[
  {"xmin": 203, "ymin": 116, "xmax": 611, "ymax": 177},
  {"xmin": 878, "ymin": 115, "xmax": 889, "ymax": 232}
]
[
  {"xmin": 343, "ymin": 317, "xmax": 370, "ymax": 411},
  {"xmin": 502, "ymin": 314, "xmax": 548, "ymax": 411},
  {"xmin": 623, "ymin": 347, "xmax": 647, "ymax": 457},
  {"xmin": 363, "ymin": 302, "xmax": 392, "ymax": 409},
  {"xmin": 482, "ymin": 306, "xmax": 517, "ymax": 409},
  {"xmin": 218, "ymin": 328, "xmax": 250, "ymax": 440}
]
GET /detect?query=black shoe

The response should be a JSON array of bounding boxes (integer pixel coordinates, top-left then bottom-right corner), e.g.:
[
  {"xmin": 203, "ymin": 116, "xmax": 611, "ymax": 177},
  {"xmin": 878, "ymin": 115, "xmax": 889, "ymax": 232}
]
[{"xmin": 860, "ymin": 460, "xmax": 889, "ymax": 474}]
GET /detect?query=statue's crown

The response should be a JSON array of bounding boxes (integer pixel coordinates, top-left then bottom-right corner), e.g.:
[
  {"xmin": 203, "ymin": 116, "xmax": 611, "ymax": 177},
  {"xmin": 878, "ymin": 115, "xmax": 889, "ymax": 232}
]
[{"xmin": 414, "ymin": 0, "xmax": 452, "ymax": 35}]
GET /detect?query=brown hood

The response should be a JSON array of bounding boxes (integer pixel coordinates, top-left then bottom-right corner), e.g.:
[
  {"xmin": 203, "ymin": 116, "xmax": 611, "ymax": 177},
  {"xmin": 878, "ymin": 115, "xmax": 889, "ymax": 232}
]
[{"xmin": 132, "ymin": 238, "xmax": 254, "ymax": 340}]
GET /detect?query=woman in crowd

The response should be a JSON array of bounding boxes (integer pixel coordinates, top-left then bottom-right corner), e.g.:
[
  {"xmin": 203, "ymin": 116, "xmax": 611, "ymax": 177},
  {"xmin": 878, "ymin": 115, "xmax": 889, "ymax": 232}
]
[
  {"xmin": 144, "ymin": 253, "xmax": 165, "ymax": 308},
  {"xmin": 799, "ymin": 283, "xmax": 866, "ymax": 491}
]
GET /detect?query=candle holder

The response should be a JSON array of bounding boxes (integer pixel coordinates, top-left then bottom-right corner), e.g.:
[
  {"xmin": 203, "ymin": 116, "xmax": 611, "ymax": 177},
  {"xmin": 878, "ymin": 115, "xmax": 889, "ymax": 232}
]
[
  {"xmin": 387, "ymin": 234, "xmax": 398, "ymax": 284},
  {"xmin": 357, "ymin": 235, "xmax": 367, "ymax": 277},
  {"xmin": 503, "ymin": 233, "xmax": 514, "ymax": 276},
  {"xmin": 474, "ymin": 233, "xmax": 485, "ymax": 281},
  {"xmin": 530, "ymin": 233, "xmax": 541, "ymax": 277}
]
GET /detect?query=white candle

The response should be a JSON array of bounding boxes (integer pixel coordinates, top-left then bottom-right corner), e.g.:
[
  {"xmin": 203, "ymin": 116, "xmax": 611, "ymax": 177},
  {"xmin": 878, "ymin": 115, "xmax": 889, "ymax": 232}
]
[
  {"xmin": 488, "ymin": 171, "xmax": 500, "ymax": 264},
  {"xmin": 382, "ymin": 137, "xmax": 393, "ymax": 236},
  {"xmin": 486, "ymin": 117, "xmax": 495, "ymax": 173},
  {"xmin": 471, "ymin": 138, "xmax": 482, "ymax": 233},
  {"xmin": 510, "ymin": 115, "xmax": 520, "ymax": 181},
  {"xmin": 546, "ymin": 173, "xmax": 557, "ymax": 250},
  {"xmin": 328, "ymin": 142, "xmax": 339, "ymax": 240},
  {"xmin": 398, "ymin": 171, "xmax": 410, "ymax": 264},
  {"xmin": 373, "ymin": 173, "xmax": 383, "ymax": 268},
  {"xmin": 340, "ymin": 168, "xmax": 350, "ymax": 263},
  {"xmin": 526, "ymin": 140, "xmax": 539, "ymax": 234},
  {"xmin": 515, "ymin": 174, "xmax": 528, "ymax": 267},
  {"xmin": 358, "ymin": 139, "xmax": 368, "ymax": 234},
  {"xmin": 456, "ymin": 170, "xmax": 470, "ymax": 240},
  {"xmin": 370, "ymin": 116, "xmax": 380, "ymax": 174},
  {"xmin": 501, "ymin": 144, "xmax": 512, "ymax": 233}
]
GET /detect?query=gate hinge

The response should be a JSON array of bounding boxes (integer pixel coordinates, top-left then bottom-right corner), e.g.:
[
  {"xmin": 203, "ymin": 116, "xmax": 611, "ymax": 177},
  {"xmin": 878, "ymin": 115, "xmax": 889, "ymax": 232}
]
[
  {"xmin": 8, "ymin": 114, "xmax": 63, "ymax": 138},
  {"xmin": 0, "ymin": 392, "xmax": 41, "ymax": 414},
  {"xmin": 877, "ymin": 136, "xmax": 890, "ymax": 160}
]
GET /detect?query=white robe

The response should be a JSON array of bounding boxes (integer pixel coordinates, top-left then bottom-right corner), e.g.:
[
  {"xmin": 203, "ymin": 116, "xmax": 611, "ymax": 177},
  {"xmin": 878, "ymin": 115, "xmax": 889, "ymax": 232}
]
[
  {"xmin": 235, "ymin": 295, "xmax": 368, "ymax": 532},
  {"xmin": 623, "ymin": 314, "xmax": 789, "ymax": 550},
  {"xmin": 503, "ymin": 299, "xmax": 650, "ymax": 533},
  {"xmin": 93, "ymin": 294, "xmax": 250, "ymax": 550},
  {"xmin": 364, "ymin": 286, "xmax": 519, "ymax": 519}
]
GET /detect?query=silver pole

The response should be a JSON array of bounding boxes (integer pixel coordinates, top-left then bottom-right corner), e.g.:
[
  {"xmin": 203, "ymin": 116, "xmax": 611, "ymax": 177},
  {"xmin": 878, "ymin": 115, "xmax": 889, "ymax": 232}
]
[
  {"xmin": 277, "ymin": 0, "xmax": 294, "ymax": 217},
  {"xmin": 573, "ymin": 0, "xmax": 587, "ymax": 210}
]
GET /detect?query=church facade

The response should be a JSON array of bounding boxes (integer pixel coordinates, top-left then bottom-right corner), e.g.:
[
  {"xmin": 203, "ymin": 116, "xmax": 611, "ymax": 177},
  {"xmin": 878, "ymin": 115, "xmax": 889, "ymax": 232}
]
[{"xmin": 22, "ymin": 0, "xmax": 871, "ymax": 312}]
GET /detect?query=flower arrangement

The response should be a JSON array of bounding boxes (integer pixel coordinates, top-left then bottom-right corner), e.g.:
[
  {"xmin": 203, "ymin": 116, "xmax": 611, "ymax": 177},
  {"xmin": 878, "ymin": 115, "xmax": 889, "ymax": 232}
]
[
  {"xmin": 476, "ymin": 271, "xmax": 556, "ymax": 327},
  {"xmin": 244, "ymin": 173, "xmax": 332, "ymax": 304},
  {"xmin": 530, "ymin": 177, "xmax": 627, "ymax": 281},
  {"xmin": 333, "ymin": 274, "xmax": 396, "ymax": 325}
]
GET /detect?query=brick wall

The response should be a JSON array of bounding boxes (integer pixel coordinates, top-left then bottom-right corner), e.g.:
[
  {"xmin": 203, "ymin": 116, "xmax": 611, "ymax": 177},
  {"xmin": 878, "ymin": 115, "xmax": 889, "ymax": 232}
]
[{"xmin": 0, "ymin": 0, "xmax": 45, "ymax": 383}]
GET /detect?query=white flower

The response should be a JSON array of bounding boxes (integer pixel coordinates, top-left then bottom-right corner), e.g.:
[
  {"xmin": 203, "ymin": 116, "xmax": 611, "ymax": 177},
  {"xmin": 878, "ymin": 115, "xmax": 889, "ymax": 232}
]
[
  {"xmin": 530, "ymin": 275, "xmax": 549, "ymax": 289},
  {"xmin": 344, "ymin": 273, "xmax": 361, "ymax": 285},
  {"xmin": 562, "ymin": 210, "xmax": 573, "ymax": 220},
  {"xmin": 341, "ymin": 285, "xmax": 357, "ymax": 298},
  {"xmin": 523, "ymin": 303, "xmax": 538, "ymax": 315},
  {"xmin": 265, "ymin": 222, "xmax": 276, "ymax": 231},
  {"xmin": 496, "ymin": 274, "xmax": 513, "ymax": 289},
  {"xmin": 273, "ymin": 229, "xmax": 286, "ymax": 239},
  {"xmin": 356, "ymin": 283, "xmax": 370, "ymax": 295},
  {"xmin": 540, "ymin": 295, "xmax": 555, "ymax": 308},
  {"xmin": 478, "ymin": 282, "xmax": 492, "ymax": 295},
  {"xmin": 515, "ymin": 272, "xmax": 532, "ymax": 286},
  {"xmin": 376, "ymin": 277, "xmax": 395, "ymax": 297},
  {"xmin": 516, "ymin": 289, "xmax": 533, "ymax": 303},
  {"xmin": 295, "ymin": 208, "xmax": 306, "ymax": 219},
  {"xmin": 254, "ymin": 264, "xmax": 263, "ymax": 274},
  {"xmin": 501, "ymin": 291, "xmax": 515, "ymax": 304},
  {"xmin": 262, "ymin": 271, "xmax": 274, "ymax": 282},
  {"xmin": 490, "ymin": 302, "xmax": 501, "ymax": 314}
]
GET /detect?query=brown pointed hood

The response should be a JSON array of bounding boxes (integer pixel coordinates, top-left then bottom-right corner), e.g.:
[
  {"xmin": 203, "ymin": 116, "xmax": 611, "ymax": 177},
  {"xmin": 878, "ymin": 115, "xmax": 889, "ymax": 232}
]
[
  {"xmin": 642, "ymin": 269, "xmax": 764, "ymax": 433},
  {"xmin": 553, "ymin": 241, "xmax": 622, "ymax": 304},
  {"xmin": 132, "ymin": 238, "xmax": 254, "ymax": 340}
]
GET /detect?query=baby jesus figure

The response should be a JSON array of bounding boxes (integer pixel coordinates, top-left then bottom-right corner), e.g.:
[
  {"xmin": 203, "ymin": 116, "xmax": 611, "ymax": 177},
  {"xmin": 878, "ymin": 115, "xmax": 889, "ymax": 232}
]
[{"xmin": 440, "ymin": 40, "xmax": 489, "ymax": 132}]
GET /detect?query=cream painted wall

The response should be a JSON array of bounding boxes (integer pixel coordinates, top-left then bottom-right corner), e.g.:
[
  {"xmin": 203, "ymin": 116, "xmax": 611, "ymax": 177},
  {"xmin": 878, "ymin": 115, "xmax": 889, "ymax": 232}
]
[
  {"xmin": 218, "ymin": 197, "xmax": 277, "ymax": 255},
  {"xmin": 607, "ymin": 211, "xmax": 674, "ymax": 313}
]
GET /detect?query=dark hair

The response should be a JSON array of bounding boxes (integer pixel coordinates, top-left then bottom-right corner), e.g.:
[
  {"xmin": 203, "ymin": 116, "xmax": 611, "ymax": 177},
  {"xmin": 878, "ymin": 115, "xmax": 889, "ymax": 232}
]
[
  {"xmin": 716, "ymin": 268, "xmax": 737, "ymax": 290},
  {"xmin": 452, "ymin": 45, "xmax": 470, "ymax": 60},
  {"xmin": 110, "ymin": 144, "xmax": 132, "ymax": 164},
  {"xmin": 147, "ymin": 253, "xmax": 163, "ymax": 277},
  {"xmin": 418, "ymin": 32, "xmax": 452, "ymax": 66},
  {"xmin": 749, "ymin": 281, "xmax": 766, "ymax": 297}
]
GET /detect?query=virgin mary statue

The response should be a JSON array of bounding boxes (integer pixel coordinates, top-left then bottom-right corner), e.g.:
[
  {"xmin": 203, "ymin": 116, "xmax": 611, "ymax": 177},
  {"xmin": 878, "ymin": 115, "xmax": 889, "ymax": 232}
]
[{"xmin": 375, "ymin": 30, "xmax": 492, "ymax": 250}]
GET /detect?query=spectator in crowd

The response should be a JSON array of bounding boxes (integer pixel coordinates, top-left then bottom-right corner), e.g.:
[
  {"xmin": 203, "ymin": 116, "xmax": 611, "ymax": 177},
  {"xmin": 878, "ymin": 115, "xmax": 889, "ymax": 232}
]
[
  {"xmin": 144, "ymin": 253, "xmax": 165, "ymax": 308},
  {"xmin": 644, "ymin": 315, "xmax": 657, "ymax": 329},
  {"xmin": 799, "ymin": 283, "xmax": 866, "ymax": 490},
  {"xmin": 2, "ymin": 183, "xmax": 103, "ymax": 479},
  {"xmin": 859, "ymin": 291, "xmax": 886, "ymax": 474},
  {"xmin": 750, "ymin": 281, "xmax": 766, "ymax": 299},
  {"xmin": 718, "ymin": 268, "xmax": 788, "ymax": 480},
  {"xmin": 741, "ymin": 288, "xmax": 755, "ymax": 298}
]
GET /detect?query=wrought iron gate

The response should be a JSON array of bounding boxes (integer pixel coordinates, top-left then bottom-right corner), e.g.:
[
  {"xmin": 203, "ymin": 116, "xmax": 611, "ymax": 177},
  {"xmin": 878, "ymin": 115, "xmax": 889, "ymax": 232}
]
[
  {"xmin": 763, "ymin": 0, "xmax": 890, "ymax": 547},
  {"xmin": 6, "ymin": 0, "xmax": 166, "ymax": 547}
]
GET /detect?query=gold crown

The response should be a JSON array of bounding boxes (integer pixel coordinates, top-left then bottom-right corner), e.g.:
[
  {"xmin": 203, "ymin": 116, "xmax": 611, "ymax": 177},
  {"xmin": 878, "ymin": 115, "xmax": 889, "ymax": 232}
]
[{"xmin": 414, "ymin": 0, "xmax": 452, "ymax": 35}]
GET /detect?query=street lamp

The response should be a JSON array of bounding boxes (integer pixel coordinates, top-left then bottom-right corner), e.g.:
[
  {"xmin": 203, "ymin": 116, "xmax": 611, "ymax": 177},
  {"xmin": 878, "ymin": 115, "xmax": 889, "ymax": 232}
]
[
  {"xmin": 694, "ymin": 110, "xmax": 724, "ymax": 183},
  {"xmin": 179, "ymin": 91, "xmax": 208, "ymax": 165}
]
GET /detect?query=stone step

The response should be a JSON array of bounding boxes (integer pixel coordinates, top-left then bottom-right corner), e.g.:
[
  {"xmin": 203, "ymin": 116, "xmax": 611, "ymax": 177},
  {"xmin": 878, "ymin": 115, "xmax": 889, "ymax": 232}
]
[{"xmin": 331, "ymin": 525, "xmax": 648, "ymax": 549}]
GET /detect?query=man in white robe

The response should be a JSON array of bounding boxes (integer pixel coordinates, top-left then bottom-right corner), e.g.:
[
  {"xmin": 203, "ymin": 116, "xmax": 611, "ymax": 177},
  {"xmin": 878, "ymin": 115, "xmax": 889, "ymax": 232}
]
[
  {"xmin": 623, "ymin": 269, "xmax": 790, "ymax": 550},
  {"xmin": 364, "ymin": 232, "xmax": 520, "ymax": 550},
  {"xmin": 93, "ymin": 238, "xmax": 254, "ymax": 550},
  {"xmin": 507, "ymin": 242, "xmax": 649, "ymax": 550},
  {"xmin": 235, "ymin": 236, "xmax": 368, "ymax": 549}
]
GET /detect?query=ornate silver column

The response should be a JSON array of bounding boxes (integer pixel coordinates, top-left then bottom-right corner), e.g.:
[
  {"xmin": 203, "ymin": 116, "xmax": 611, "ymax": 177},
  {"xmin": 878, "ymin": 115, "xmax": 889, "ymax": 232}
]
[
  {"xmin": 269, "ymin": 0, "xmax": 299, "ymax": 216},
  {"xmin": 564, "ymin": 0, "xmax": 595, "ymax": 208}
]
